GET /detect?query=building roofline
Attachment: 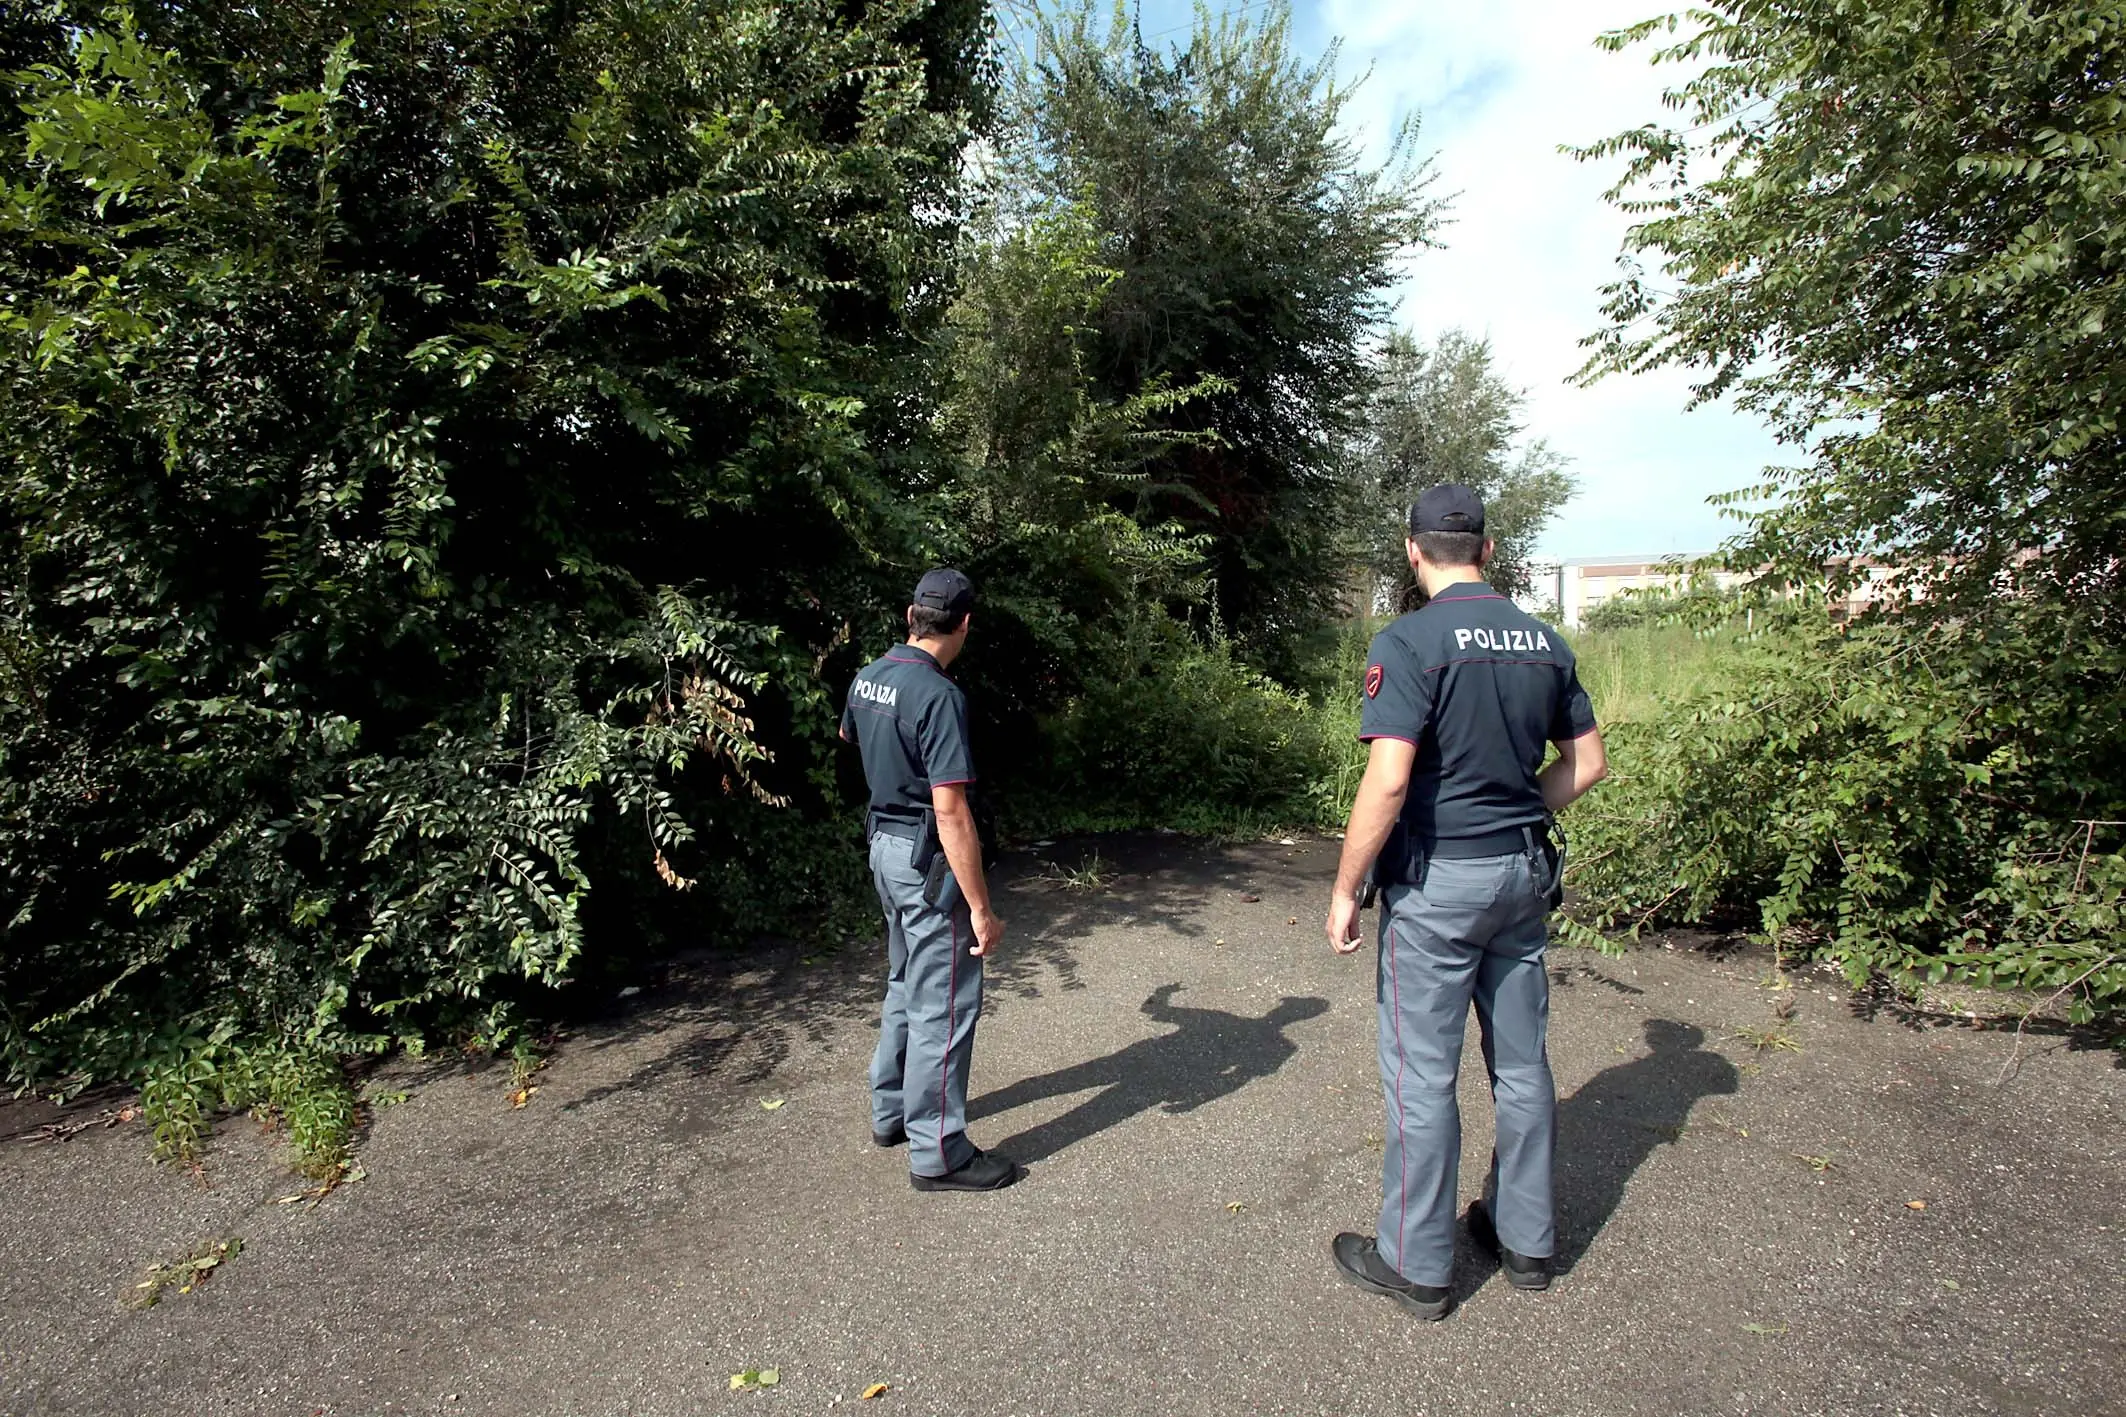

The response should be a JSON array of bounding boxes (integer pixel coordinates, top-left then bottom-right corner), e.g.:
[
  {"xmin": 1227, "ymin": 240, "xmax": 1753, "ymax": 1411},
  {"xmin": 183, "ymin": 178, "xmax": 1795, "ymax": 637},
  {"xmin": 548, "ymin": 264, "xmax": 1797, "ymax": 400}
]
[{"xmin": 1552, "ymin": 553, "xmax": 1721, "ymax": 568}]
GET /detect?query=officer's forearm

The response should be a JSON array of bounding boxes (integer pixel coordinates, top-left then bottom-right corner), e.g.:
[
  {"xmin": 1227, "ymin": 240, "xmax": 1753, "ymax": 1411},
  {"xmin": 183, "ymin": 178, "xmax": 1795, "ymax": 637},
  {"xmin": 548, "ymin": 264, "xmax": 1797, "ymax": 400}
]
[
  {"xmin": 935, "ymin": 803, "xmax": 991, "ymax": 914},
  {"xmin": 1539, "ymin": 727, "xmax": 1609, "ymax": 812},
  {"xmin": 1333, "ymin": 757, "xmax": 1409, "ymax": 900}
]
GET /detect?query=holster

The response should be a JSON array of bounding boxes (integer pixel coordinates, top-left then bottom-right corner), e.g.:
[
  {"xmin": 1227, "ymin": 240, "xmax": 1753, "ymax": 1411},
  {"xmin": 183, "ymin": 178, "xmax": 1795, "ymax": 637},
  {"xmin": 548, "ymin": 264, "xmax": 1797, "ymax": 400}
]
[
  {"xmin": 909, "ymin": 807, "xmax": 953, "ymax": 907},
  {"xmin": 1532, "ymin": 816, "xmax": 1567, "ymax": 912},
  {"xmin": 1361, "ymin": 822, "xmax": 1426, "ymax": 909},
  {"xmin": 872, "ymin": 808, "xmax": 953, "ymax": 908}
]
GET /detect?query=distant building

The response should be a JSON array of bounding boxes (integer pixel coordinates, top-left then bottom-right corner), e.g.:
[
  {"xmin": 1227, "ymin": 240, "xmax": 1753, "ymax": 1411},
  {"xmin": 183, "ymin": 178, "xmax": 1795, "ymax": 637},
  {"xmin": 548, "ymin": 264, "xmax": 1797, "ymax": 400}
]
[
  {"xmin": 1521, "ymin": 556, "xmax": 1740, "ymax": 627},
  {"xmin": 1526, "ymin": 554, "xmax": 1925, "ymax": 627}
]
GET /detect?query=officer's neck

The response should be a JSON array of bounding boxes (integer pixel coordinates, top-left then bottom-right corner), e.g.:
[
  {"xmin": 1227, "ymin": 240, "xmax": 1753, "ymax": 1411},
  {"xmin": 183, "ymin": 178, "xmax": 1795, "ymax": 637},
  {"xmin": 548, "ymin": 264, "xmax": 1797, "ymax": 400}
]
[
  {"xmin": 907, "ymin": 634, "xmax": 962, "ymax": 669},
  {"xmin": 1416, "ymin": 565, "xmax": 1488, "ymax": 599}
]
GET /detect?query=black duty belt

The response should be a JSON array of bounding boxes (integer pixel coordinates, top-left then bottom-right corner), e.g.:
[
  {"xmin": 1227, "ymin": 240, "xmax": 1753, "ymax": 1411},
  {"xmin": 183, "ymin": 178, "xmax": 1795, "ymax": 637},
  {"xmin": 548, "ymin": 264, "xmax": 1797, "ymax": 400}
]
[
  {"xmin": 869, "ymin": 815, "xmax": 924, "ymax": 841},
  {"xmin": 1424, "ymin": 826, "xmax": 1539, "ymax": 859}
]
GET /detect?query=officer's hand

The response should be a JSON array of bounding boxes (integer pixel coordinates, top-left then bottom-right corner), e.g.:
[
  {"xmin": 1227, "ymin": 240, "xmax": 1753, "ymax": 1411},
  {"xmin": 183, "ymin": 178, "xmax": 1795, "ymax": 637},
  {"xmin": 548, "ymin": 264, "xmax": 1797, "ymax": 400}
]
[
  {"xmin": 969, "ymin": 905, "xmax": 1005, "ymax": 958},
  {"xmin": 1325, "ymin": 892, "xmax": 1364, "ymax": 955}
]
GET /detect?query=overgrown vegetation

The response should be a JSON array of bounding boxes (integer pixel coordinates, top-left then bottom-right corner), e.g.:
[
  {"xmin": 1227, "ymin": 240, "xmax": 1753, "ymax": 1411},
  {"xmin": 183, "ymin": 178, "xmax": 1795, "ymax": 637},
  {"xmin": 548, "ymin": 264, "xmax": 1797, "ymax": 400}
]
[
  {"xmin": 0, "ymin": 0, "xmax": 998, "ymax": 1156},
  {"xmin": 23, "ymin": 0, "xmax": 2117, "ymax": 1182},
  {"xmin": 1570, "ymin": 618, "xmax": 1730, "ymax": 727},
  {"xmin": 991, "ymin": 2, "xmax": 1440, "ymax": 666},
  {"xmin": 1561, "ymin": 601, "xmax": 2125, "ymax": 1028},
  {"xmin": 0, "ymin": 0, "xmax": 1466, "ymax": 1161},
  {"xmin": 1555, "ymin": 1, "xmax": 2126, "ymax": 1035}
]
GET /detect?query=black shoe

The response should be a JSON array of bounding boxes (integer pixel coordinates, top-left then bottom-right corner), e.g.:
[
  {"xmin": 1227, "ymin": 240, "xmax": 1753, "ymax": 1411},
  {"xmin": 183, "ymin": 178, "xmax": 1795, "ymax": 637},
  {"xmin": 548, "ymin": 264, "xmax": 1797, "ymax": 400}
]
[
  {"xmin": 1465, "ymin": 1202, "xmax": 1552, "ymax": 1291},
  {"xmin": 909, "ymin": 1150, "xmax": 1020, "ymax": 1192},
  {"xmin": 873, "ymin": 1123, "xmax": 906, "ymax": 1148},
  {"xmin": 1329, "ymin": 1233, "xmax": 1452, "ymax": 1321}
]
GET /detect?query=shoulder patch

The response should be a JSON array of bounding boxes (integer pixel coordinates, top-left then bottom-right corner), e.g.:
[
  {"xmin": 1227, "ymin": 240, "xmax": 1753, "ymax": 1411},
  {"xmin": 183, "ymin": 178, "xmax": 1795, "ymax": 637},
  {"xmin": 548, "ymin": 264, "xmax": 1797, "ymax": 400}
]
[{"xmin": 1365, "ymin": 663, "xmax": 1383, "ymax": 698}]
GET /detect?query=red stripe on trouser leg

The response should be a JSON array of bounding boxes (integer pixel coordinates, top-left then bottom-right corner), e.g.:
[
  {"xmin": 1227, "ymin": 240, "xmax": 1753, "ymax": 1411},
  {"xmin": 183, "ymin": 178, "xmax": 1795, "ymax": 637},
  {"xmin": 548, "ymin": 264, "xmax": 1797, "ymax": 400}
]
[
  {"xmin": 1388, "ymin": 926, "xmax": 1408, "ymax": 1266},
  {"xmin": 942, "ymin": 910, "xmax": 959, "ymax": 1171}
]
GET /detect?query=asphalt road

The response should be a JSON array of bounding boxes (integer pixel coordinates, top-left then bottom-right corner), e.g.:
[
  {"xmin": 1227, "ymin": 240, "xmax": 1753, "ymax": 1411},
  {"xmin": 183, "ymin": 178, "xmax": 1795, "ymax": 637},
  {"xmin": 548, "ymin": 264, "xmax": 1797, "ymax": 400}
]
[{"xmin": 5, "ymin": 835, "xmax": 2122, "ymax": 1417}]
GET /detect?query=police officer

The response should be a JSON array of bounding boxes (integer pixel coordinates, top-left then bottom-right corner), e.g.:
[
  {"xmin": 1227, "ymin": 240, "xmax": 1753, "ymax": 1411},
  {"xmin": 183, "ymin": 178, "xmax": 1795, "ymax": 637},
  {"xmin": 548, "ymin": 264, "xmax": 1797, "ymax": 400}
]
[
  {"xmin": 840, "ymin": 569, "xmax": 1019, "ymax": 1192},
  {"xmin": 1322, "ymin": 485, "xmax": 1608, "ymax": 1319}
]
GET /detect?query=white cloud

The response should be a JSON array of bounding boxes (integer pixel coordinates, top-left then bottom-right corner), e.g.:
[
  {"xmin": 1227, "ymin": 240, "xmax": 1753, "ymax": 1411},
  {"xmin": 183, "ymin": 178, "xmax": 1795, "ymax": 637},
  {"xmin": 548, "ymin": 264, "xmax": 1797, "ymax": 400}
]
[{"xmin": 1305, "ymin": 0, "xmax": 1794, "ymax": 559}]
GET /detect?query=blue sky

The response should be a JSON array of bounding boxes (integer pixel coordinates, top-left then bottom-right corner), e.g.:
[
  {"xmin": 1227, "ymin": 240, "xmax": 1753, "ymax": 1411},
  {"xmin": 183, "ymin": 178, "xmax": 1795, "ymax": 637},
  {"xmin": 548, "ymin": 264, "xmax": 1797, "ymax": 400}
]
[{"xmin": 1022, "ymin": 0, "xmax": 1794, "ymax": 560}]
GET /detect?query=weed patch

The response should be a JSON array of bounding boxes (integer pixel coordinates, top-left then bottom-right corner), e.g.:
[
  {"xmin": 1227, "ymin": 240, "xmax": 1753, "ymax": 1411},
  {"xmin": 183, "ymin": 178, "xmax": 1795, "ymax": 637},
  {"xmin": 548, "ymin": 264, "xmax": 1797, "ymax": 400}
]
[
  {"xmin": 1041, "ymin": 850, "xmax": 1117, "ymax": 894},
  {"xmin": 1735, "ymin": 1025, "xmax": 1802, "ymax": 1055},
  {"xmin": 1557, "ymin": 600, "xmax": 2126, "ymax": 1035},
  {"xmin": 139, "ymin": 1037, "xmax": 354, "ymax": 1178},
  {"xmin": 126, "ymin": 1238, "xmax": 242, "ymax": 1310}
]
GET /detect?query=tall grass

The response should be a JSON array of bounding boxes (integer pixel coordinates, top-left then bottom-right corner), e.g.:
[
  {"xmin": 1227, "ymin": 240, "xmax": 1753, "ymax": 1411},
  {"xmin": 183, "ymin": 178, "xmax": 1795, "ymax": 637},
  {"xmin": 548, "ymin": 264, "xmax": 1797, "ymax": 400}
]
[
  {"xmin": 1572, "ymin": 623, "xmax": 1733, "ymax": 726},
  {"xmin": 1306, "ymin": 620, "xmax": 1375, "ymax": 824}
]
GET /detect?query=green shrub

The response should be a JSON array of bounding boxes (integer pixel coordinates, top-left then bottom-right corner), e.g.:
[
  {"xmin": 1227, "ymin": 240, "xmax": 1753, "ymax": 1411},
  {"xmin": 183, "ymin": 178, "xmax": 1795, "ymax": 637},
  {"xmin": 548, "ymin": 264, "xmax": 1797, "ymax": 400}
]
[
  {"xmin": 1561, "ymin": 599, "xmax": 2126, "ymax": 1029},
  {"xmin": 1024, "ymin": 616, "xmax": 1343, "ymax": 835},
  {"xmin": 0, "ymin": 1, "xmax": 984, "ymax": 1112},
  {"xmin": 137, "ymin": 1028, "xmax": 355, "ymax": 1177},
  {"xmin": 1580, "ymin": 577, "xmax": 1741, "ymax": 633}
]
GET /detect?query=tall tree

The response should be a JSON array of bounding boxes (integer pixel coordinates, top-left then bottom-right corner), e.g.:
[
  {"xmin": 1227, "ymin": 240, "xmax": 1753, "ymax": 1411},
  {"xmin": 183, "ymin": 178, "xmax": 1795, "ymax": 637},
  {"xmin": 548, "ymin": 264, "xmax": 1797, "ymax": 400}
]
[
  {"xmin": 1005, "ymin": 0, "xmax": 1441, "ymax": 657},
  {"xmin": 1561, "ymin": 2, "xmax": 2126, "ymax": 1029},
  {"xmin": 1361, "ymin": 329, "xmax": 1576, "ymax": 607},
  {"xmin": 0, "ymin": 0, "xmax": 987, "ymax": 1097},
  {"xmin": 1575, "ymin": 0, "xmax": 2126, "ymax": 614},
  {"xmin": 928, "ymin": 196, "xmax": 1220, "ymax": 758}
]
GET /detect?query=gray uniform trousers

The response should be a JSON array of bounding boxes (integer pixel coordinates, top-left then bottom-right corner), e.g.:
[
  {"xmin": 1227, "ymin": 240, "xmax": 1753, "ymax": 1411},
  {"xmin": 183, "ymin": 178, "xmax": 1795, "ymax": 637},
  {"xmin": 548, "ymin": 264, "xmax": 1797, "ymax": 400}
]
[
  {"xmin": 1376, "ymin": 850, "xmax": 1556, "ymax": 1286},
  {"xmin": 868, "ymin": 830, "xmax": 982, "ymax": 1178}
]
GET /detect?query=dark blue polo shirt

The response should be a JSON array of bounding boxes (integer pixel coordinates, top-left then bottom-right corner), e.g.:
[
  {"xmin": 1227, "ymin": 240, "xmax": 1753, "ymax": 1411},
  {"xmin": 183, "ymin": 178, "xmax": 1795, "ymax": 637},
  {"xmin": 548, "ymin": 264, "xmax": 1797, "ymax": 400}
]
[
  {"xmin": 1358, "ymin": 581, "xmax": 1597, "ymax": 842},
  {"xmin": 839, "ymin": 644, "xmax": 976, "ymax": 825}
]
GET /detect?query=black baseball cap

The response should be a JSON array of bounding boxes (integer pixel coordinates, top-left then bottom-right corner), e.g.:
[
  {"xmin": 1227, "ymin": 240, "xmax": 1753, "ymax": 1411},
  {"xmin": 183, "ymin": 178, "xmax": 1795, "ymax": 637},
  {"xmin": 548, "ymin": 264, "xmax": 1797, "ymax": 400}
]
[
  {"xmin": 912, "ymin": 567, "xmax": 975, "ymax": 617},
  {"xmin": 1409, "ymin": 484, "xmax": 1487, "ymax": 536}
]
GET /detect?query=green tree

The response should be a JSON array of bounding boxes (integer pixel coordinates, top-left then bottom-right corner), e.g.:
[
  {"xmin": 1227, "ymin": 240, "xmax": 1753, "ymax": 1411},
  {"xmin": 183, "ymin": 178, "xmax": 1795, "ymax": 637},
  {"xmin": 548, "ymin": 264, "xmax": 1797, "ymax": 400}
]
[
  {"xmin": 1576, "ymin": 0, "xmax": 2126, "ymax": 612},
  {"xmin": 929, "ymin": 196, "xmax": 1219, "ymax": 757},
  {"xmin": 0, "ymin": 0, "xmax": 986, "ymax": 1125},
  {"xmin": 1005, "ymin": 0, "xmax": 1441, "ymax": 659},
  {"xmin": 1360, "ymin": 329, "xmax": 1576, "ymax": 607},
  {"xmin": 1563, "ymin": 2, "xmax": 2126, "ymax": 1029}
]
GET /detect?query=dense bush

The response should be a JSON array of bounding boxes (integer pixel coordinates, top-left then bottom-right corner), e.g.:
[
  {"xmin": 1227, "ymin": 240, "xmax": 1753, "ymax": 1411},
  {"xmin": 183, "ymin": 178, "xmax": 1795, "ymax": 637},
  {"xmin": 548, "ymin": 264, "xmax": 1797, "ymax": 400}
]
[
  {"xmin": 1567, "ymin": 1, "xmax": 2126, "ymax": 1032},
  {"xmin": 1562, "ymin": 599, "xmax": 2126, "ymax": 1028},
  {"xmin": 0, "ymin": 0, "xmax": 1438, "ymax": 1163},
  {"xmin": 0, "ymin": 0, "xmax": 987, "ymax": 1139},
  {"xmin": 1021, "ymin": 615, "xmax": 1345, "ymax": 835}
]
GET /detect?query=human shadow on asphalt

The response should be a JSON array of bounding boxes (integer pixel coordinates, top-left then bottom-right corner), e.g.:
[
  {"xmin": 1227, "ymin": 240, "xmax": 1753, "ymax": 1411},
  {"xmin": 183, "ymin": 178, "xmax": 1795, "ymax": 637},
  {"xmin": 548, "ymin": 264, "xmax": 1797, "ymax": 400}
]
[
  {"xmin": 1548, "ymin": 1019, "xmax": 1740, "ymax": 1274},
  {"xmin": 970, "ymin": 984, "xmax": 1330, "ymax": 1164}
]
